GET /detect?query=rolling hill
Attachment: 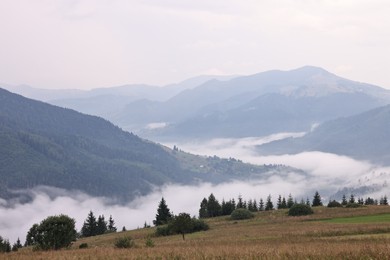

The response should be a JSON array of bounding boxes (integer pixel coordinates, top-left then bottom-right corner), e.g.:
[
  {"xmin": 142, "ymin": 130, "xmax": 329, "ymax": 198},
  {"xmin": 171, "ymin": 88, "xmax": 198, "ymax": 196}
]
[{"xmin": 0, "ymin": 88, "xmax": 292, "ymax": 202}]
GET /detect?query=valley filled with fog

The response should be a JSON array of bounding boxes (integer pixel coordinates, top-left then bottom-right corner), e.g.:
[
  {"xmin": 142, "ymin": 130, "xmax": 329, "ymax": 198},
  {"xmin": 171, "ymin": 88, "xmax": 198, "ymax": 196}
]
[{"xmin": 2, "ymin": 132, "xmax": 389, "ymax": 244}]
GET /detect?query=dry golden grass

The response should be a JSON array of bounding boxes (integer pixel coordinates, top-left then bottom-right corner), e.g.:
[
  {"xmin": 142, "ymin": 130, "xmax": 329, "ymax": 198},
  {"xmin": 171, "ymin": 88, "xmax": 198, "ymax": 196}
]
[{"xmin": 4, "ymin": 206, "xmax": 390, "ymax": 259}]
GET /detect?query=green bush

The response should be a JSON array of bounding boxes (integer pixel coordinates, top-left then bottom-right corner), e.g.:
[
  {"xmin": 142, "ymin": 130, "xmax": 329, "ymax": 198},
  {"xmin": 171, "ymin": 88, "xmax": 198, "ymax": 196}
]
[
  {"xmin": 78, "ymin": 243, "xmax": 88, "ymax": 249},
  {"xmin": 345, "ymin": 202, "xmax": 361, "ymax": 208},
  {"xmin": 230, "ymin": 208, "xmax": 254, "ymax": 220},
  {"xmin": 327, "ymin": 200, "xmax": 342, "ymax": 208},
  {"xmin": 114, "ymin": 236, "xmax": 135, "ymax": 248},
  {"xmin": 155, "ymin": 225, "xmax": 173, "ymax": 237},
  {"xmin": 192, "ymin": 218, "xmax": 209, "ymax": 232},
  {"xmin": 288, "ymin": 204, "xmax": 314, "ymax": 216}
]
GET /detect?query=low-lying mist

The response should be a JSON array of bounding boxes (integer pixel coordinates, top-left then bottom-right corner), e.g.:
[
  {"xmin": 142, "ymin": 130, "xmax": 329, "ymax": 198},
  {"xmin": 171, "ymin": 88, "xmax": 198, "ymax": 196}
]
[
  {"xmin": 1, "ymin": 176, "xmax": 307, "ymax": 244},
  {"xmin": 1, "ymin": 132, "xmax": 389, "ymax": 244}
]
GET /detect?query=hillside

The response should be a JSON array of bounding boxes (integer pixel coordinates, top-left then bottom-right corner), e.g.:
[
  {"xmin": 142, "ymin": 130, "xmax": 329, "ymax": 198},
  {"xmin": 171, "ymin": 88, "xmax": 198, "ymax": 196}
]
[
  {"xmin": 0, "ymin": 88, "xmax": 291, "ymax": 202},
  {"xmin": 9, "ymin": 206, "xmax": 390, "ymax": 259},
  {"xmin": 114, "ymin": 66, "xmax": 390, "ymax": 140},
  {"xmin": 258, "ymin": 104, "xmax": 390, "ymax": 165}
]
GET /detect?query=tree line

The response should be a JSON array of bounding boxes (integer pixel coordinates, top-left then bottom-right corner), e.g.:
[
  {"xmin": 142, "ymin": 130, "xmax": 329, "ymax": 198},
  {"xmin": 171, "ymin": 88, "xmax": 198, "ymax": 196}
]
[{"xmin": 198, "ymin": 192, "xmax": 389, "ymax": 218}]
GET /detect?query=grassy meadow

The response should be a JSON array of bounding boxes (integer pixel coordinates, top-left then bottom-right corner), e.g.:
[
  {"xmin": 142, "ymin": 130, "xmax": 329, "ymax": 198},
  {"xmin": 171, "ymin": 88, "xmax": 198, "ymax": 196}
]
[{"xmin": 4, "ymin": 206, "xmax": 390, "ymax": 259}]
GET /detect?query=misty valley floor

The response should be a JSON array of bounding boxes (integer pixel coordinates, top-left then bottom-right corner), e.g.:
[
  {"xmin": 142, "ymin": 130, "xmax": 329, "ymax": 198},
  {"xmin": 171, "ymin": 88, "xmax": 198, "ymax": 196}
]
[{"xmin": 5, "ymin": 206, "xmax": 390, "ymax": 259}]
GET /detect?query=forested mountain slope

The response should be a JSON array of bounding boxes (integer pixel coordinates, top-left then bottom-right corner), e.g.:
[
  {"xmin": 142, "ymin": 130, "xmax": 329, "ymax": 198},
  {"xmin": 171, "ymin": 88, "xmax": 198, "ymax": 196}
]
[{"xmin": 0, "ymin": 88, "xmax": 290, "ymax": 202}]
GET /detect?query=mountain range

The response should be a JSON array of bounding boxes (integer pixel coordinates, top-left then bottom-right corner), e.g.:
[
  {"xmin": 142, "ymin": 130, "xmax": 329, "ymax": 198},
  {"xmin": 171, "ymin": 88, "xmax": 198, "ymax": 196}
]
[
  {"xmin": 7, "ymin": 66, "xmax": 387, "ymax": 142},
  {"xmin": 0, "ymin": 88, "xmax": 293, "ymax": 203}
]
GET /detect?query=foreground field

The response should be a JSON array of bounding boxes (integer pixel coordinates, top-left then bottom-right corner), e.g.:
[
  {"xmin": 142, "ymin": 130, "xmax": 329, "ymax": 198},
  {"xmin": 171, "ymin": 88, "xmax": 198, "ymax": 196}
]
[{"xmin": 4, "ymin": 206, "xmax": 390, "ymax": 259}]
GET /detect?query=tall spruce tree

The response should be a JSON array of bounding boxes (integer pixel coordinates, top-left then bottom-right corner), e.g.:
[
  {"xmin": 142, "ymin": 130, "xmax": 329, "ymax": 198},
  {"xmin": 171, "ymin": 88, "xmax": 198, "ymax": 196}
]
[
  {"xmin": 341, "ymin": 194, "xmax": 348, "ymax": 205},
  {"xmin": 277, "ymin": 195, "xmax": 282, "ymax": 209},
  {"xmin": 281, "ymin": 197, "xmax": 287, "ymax": 209},
  {"xmin": 207, "ymin": 193, "xmax": 221, "ymax": 217},
  {"xmin": 265, "ymin": 195, "xmax": 274, "ymax": 211},
  {"xmin": 237, "ymin": 195, "xmax": 245, "ymax": 209},
  {"xmin": 349, "ymin": 194, "xmax": 355, "ymax": 204},
  {"xmin": 253, "ymin": 199, "xmax": 258, "ymax": 211},
  {"xmin": 287, "ymin": 194, "xmax": 294, "ymax": 208},
  {"xmin": 259, "ymin": 198, "xmax": 264, "ymax": 211},
  {"xmin": 96, "ymin": 215, "xmax": 107, "ymax": 235},
  {"xmin": 222, "ymin": 199, "xmax": 236, "ymax": 215},
  {"xmin": 81, "ymin": 211, "xmax": 98, "ymax": 237},
  {"xmin": 108, "ymin": 215, "xmax": 117, "ymax": 232},
  {"xmin": 199, "ymin": 198, "xmax": 208, "ymax": 218},
  {"xmin": 153, "ymin": 197, "xmax": 173, "ymax": 226},
  {"xmin": 312, "ymin": 191, "xmax": 323, "ymax": 207}
]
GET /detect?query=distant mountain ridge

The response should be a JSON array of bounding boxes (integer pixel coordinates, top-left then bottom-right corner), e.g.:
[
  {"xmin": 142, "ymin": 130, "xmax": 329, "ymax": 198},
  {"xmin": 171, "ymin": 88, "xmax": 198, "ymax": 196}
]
[
  {"xmin": 0, "ymin": 88, "xmax": 293, "ymax": 203},
  {"xmin": 124, "ymin": 66, "xmax": 390, "ymax": 140},
  {"xmin": 257, "ymin": 104, "xmax": 390, "ymax": 165}
]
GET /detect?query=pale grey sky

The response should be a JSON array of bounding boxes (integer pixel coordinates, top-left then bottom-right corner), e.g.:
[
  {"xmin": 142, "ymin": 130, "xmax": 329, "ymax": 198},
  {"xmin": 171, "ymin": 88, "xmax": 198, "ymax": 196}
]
[{"xmin": 0, "ymin": 0, "xmax": 389, "ymax": 89}]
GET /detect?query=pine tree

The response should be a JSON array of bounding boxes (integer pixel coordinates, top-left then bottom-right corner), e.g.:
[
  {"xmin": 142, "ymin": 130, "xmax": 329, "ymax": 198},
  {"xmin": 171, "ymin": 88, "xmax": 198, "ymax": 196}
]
[
  {"xmin": 237, "ymin": 195, "xmax": 245, "ymax": 208},
  {"xmin": 108, "ymin": 215, "xmax": 117, "ymax": 232},
  {"xmin": 247, "ymin": 199, "xmax": 254, "ymax": 211},
  {"xmin": 259, "ymin": 198, "xmax": 264, "ymax": 211},
  {"xmin": 383, "ymin": 195, "xmax": 388, "ymax": 205},
  {"xmin": 207, "ymin": 193, "xmax": 222, "ymax": 217},
  {"xmin": 277, "ymin": 195, "xmax": 282, "ymax": 209},
  {"xmin": 96, "ymin": 215, "xmax": 107, "ymax": 235},
  {"xmin": 199, "ymin": 198, "xmax": 208, "ymax": 218},
  {"xmin": 0, "ymin": 237, "xmax": 11, "ymax": 253},
  {"xmin": 221, "ymin": 199, "xmax": 235, "ymax": 215},
  {"xmin": 253, "ymin": 199, "xmax": 258, "ymax": 211},
  {"xmin": 341, "ymin": 194, "xmax": 348, "ymax": 205},
  {"xmin": 281, "ymin": 197, "xmax": 287, "ymax": 209},
  {"xmin": 287, "ymin": 194, "xmax": 294, "ymax": 208},
  {"xmin": 306, "ymin": 197, "xmax": 311, "ymax": 206},
  {"xmin": 265, "ymin": 195, "xmax": 274, "ymax": 211},
  {"xmin": 153, "ymin": 197, "xmax": 173, "ymax": 226},
  {"xmin": 81, "ymin": 211, "xmax": 98, "ymax": 237},
  {"xmin": 349, "ymin": 194, "xmax": 355, "ymax": 204},
  {"xmin": 312, "ymin": 191, "xmax": 323, "ymax": 207},
  {"xmin": 379, "ymin": 196, "xmax": 388, "ymax": 205},
  {"xmin": 11, "ymin": 238, "xmax": 22, "ymax": 252}
]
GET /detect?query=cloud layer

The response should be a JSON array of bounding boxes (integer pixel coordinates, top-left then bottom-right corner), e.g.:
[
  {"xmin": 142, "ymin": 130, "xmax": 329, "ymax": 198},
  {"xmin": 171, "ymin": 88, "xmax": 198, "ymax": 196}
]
[{"xmin": 0, "ymin": 1, "xmax": 390, "ymax": 89}]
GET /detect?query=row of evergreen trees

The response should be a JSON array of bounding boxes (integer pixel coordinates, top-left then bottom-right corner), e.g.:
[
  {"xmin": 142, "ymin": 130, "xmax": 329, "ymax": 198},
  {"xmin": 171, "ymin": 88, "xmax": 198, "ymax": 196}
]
[
  {"xmin": 80, "ymin": 211, "xmax": 117, "ymax": 237},
  {"xmin": 0, "ymin": 236, "xmax": 22, "ymax": 253},
  {"xmin": 198, "ymin": 192, "xmax": 390, "ymax": 218},
  {"xmin": 199, "ymin": 193, "xmax": 309, "ymax": 218},
  {"xmin": 338, "ymin": 194, "xmax": 388, "ymax": 206}
]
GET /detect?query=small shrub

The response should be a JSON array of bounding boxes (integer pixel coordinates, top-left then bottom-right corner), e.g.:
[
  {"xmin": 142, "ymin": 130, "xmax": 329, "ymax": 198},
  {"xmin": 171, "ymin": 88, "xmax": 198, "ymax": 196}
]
[
  {"xmin": 230, "ymin": 208, "xmax": 254, "ymax": 220},
  {"xmin": 145, "ymin": 237, "xmax": 155, "ymax": 248},
  {"xmin": 327, "ymin": 200, "xmax": 342, "ymax": 208},
  {"xmin": 192, "ymin": 218, "xmax": 209, "ymax": 232},
  {"xmin": 346, "ymin": 202, "xmax": 361, "ymax": 208},
  {"xmin": 114, "ymin": 236, "xmax": 135, "ymax": 248},
  {"xmin": 288, "ymin": 204, "xmax": 314, "ymax": 216},
  {"xmin": 79, "ymin": 243, "xmax": 88, "ymax": 249},
  {"xmin": 155, "ymin": 225, "xmax": 173, "ymax": 237}
]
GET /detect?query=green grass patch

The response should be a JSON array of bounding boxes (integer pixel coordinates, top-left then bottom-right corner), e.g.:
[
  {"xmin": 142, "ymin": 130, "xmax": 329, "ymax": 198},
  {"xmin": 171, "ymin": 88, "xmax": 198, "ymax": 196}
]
[{"xmin": 322, "ymin": 213, "xmax": 390, "ymax": 224}]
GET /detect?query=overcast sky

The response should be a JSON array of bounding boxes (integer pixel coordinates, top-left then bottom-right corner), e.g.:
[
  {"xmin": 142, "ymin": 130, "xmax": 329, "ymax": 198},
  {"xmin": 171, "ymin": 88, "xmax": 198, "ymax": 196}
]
[{"xmin": 0, "ymin": 0, "xmax": 389, "ymax": 90}]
